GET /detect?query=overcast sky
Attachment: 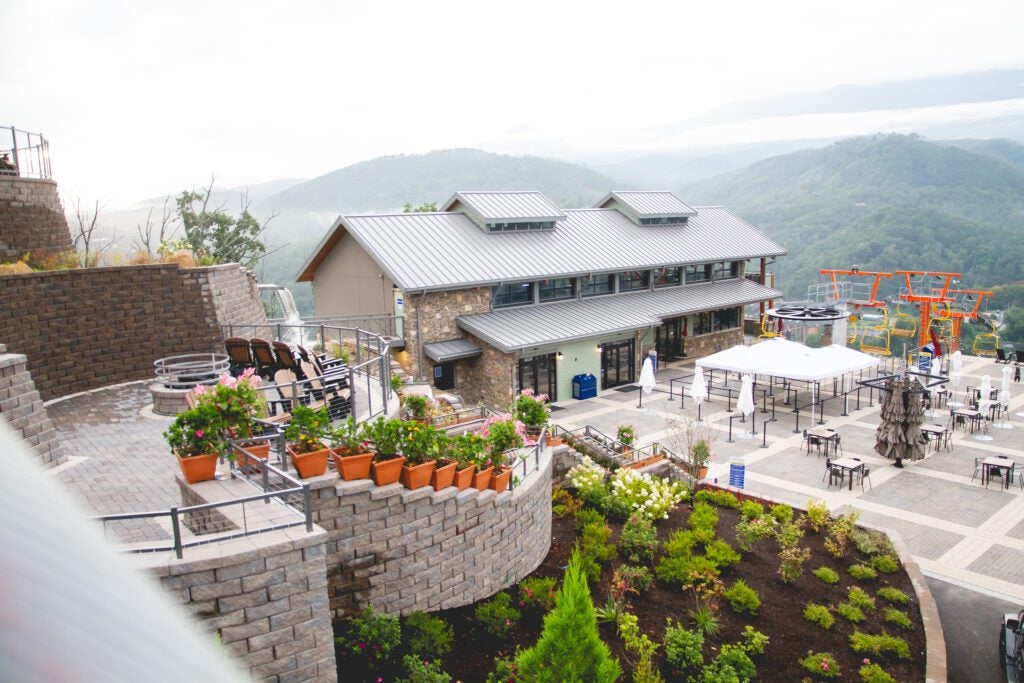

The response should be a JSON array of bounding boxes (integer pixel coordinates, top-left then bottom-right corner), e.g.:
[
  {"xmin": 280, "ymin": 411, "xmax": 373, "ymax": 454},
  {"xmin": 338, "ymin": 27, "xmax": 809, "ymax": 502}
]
[{"xmin": 2, "ymin": 0, "xmax": 1022, "ymax": 207}]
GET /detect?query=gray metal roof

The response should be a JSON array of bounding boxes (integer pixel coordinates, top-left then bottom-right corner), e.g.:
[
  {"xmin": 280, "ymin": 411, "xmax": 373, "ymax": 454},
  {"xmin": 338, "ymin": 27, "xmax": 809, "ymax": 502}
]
[
  {"xmin": 598, "ymin": 191, "xmax": 697, "ymax": 218},
  {"xmin": 456, "ymin": 278, "xmax": 782, "ymax": 353},
  {"xmin": 440, "ymin": 191, "xmax": 566, "ymax": 222},
  {"xmin": 335, "ymin": 206, "xmax": 786, "ymax": 292},
  {"xmin": 422, "ymin": 338, "xmax": 482, "ymax": 362}
]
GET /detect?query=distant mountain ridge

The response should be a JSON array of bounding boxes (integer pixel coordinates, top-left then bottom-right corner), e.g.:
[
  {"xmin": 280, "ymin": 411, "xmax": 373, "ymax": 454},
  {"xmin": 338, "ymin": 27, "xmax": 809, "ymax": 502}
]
[{"xmin": 681, "ymin": 134, "xmax": 1024, "ymax": 302}]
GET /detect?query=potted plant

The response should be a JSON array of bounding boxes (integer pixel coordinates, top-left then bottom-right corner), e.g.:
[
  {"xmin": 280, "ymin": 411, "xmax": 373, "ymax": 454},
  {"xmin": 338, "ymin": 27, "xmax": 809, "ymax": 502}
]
[
  {"xmin": 616, "ymin": 424, "xmax": 636, "ymax": 453},
  {"xmin": 449, "ymin": 432, "xmax": 486, "ymax": 491},
  {"xmin": 330, "ymin": 417, "xmax": 374, "ymax": 481},
  {"xmin": 471, "ymin": 450, "xmax": 494, "ymax": 491},
  {"xmin": 403, "ymin": 393, "xmax": 430, "ymax": 422},
  {"xmin": 429, "ymin": 431, "xmax": 457, "ymax": 490},
  {"xmin": 363, "ymin": 417, "xmax": 406, "ymax": 485},
  {"xmin": 691, "ymin": 438, "xmax": 712, "ymax": 480},
  {"xmin": 195, "ymin": 369, "xmax": 271, "ymax": 461},
  {"xmin": 512, "ymin": 389, "xmax": 549, "ymax": 437},
  {"xmin": 398, "ymin": 420, "xmax": 439, "ymax": 489},
  {"xmin": 483, "ymin": 416, "xmax": 524, "ymax": 493},
  {"xmin": 164, "ymin": 403, "xmax": 225, "ymax": 483},
  {"xmin": 283, "ymin": 405, "xmax": 332, "ymax": 478}
]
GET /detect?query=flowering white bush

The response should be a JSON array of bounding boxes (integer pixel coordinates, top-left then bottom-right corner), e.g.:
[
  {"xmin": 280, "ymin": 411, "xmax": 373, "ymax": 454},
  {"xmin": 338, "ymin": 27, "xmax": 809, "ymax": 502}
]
[
  {"xmin": 567, "ymin": 456, "xmax": 607, "ymax": 496},
  {"xmin": 608, "ymin": 468, "xmax": 687, "ymax": 521}
]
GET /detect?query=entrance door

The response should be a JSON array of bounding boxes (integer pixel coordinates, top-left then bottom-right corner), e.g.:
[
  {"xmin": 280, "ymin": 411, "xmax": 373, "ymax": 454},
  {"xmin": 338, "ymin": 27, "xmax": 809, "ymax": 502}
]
[
  {"xmin": 433, "ymin": 362, "xmax": 455, "ymax": 390},
  {"xmin": 656, "ymin": 317, "xmax": 686, "ymax": 360},
  {"xmin": 518, "ymin": 353, "xmax": 557, "ymax": 400},
  {"xmin": 601, "ymin": 339, "xmax": 635, "ymax": 389}
]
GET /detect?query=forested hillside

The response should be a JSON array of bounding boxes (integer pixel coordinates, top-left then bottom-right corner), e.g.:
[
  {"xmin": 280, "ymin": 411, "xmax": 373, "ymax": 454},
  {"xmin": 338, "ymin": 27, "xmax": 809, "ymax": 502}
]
[{"xmin": 681, "ymin": 134, "xmax": 1024, "ymax": 301}]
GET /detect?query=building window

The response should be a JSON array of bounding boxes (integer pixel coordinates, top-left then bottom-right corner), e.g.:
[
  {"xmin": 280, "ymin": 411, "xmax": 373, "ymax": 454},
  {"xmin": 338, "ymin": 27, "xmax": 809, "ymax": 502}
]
[
  {"xmin": 538, "ymin": 278, "xmax": 576, "ymax": 302},
  {"xmin": 713, "ymin": 307, "xmax": 740, "ymax": 331},
  {"xmin": 716, "ymin": 261, "xmax": 741, "ymax": 280},
  {"xmin": 486, "ymin": 221, "xmax": 555, "ymax": 233},
  {"xmin": 685, "ymin": 264, "xmax": 713, "ymax": 284},
  {"xmin": 618, "ymin": 270, "xmax": 650, "ymax": 292},
  {"xmin": 694, "ymin": 311, "xmax": 712, "ymax": 335},
  {"xmin": 581, "ymin": 274, "xmax": 615, "ymax": 297},
  {"xmin": 491, "ymin": 281, "xmax": 534, "ymax": 307},
  {"xmin": 639, "ymin": 216, "xmax": 687, "ymax": 225},
  {"xmin": 654, "ymin": 266, "xmax": 683, "ymax": 288}
]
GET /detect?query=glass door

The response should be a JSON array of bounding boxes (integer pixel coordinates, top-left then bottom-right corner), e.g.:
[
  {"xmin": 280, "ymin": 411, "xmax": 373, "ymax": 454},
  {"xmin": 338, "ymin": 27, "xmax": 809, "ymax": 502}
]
[
  {"xmin": 601, "ymin": 339, "xmax": 635, "ymax": 389},
  {"xmin": 518, "ymin": 353, "xmax": 557, "ymax": 400},
  {"xmin": 656, "ymin": 317, "xmax": 685, "ymax": 360}
]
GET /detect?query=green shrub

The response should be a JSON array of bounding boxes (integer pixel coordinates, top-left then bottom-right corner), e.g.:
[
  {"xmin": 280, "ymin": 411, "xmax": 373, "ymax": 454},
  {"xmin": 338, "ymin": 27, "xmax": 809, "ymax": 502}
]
[
  {"xmin": 850, "ymin": 528, "xmax": 895, "ymax": 556},
  {"xmin": 404, "ymin": 612, "xmax": 453, "ymax": 659},
  {"xmin": 824, "ymin": 510, "xmax": 860, "ymax": 558},
  {"xmin": 859, "ymin": 661, "xmax": 897, "ymax": 683},
  {"xmin": 688, "ymin": 502, "xmax": 719, "ymax": 533},
  {"xmin": 740, "ymin": 499, "xmax": 764, "ymax": 520},
  {"xmin": 849, "ymin": 630, "xmax": 911, "ymax": 659},
  {"xmin": 847, "ymin": 586, "xmax": 876, "ymax": 612},
  {"xmin": 340, "ymin": 606, "xmax": 401, "ymax": 660},
  {"xmin": 663, "ymin": 619, "xmax": 704, "ymax": 672},
  {"xmin": 575, "ymin": 507, "xmax": 605, "ymax": 532},
  {"xmin": 712, "ymin": 643, "xmax": 756, "ymax": 680},
  {"xmin": 398, "ymin": 655, "xmax": 451, "ymax": 683},
  {"xmin": 774, "ymin": 519, "xmax": 806, "ymax": 549},
  {"xmin": 876, "ymin": 587, "xmax": 909, "ymax": 605},
  {"xmin": 689, "ymin": 603, "xmax": 721, "ymax": 638},
  {"xmin": 812, "ymin": 566, "xmax": 840, "ymax": 584},
  {"xmin": 799, "ymin": 651, "xmax": 840, "ymax": 678},
  {"xmin": 803, "ymin": 603, "xmax": 834, "ymax": 630},
  {"xmin": 735, "ymin": 516, "xmax": 774, "ymax": 552},
  {"xmin": 770, "ymin": 503, "xmax": 794, "ymax": 524},
  {"xmin": 657, "ymin": 552, "xmax": 720, "ymax": 587},
  {"xmin": 705, "ymin": 539, "xmax": 742, "ymax": 568},
  {"xmin": 615, "ymin": 611, "xmax": 661, "ymax": 683},
  {"xmin": 485, "ymin": 653, "xmax": 520, "ymax": 683},
  {"xmin": 778, "ymin": 545, "xmax": 811, "ymax": 584},
  {"xmin": 871, "ymin": 554, "xmax": 899, "ymax": 573},
  {"xmin": 883, "ymin": 608, "xmax": 913, "ymax": 630},
  {"xmin": 618, "ymin": 564, "xmax": 653, "ymax": 594},
  {"xmin": 695, "ymin": 489, "xmax": 740, "ymax": 509},
  {"xmin": 475, "ymin": 592, "xmax": 520, "ymax": 636},
  {"xmin": 519, "ymin": 576, "xmax": 558, "ymax": 613},
  {"xmin": 849, "ymin": 563, "xmax": 878, "ymax": 581},
  {"xmin": 516, "ymin": 549, "xmax": 621, "ymax": 682},
  {"xmin": 837, "ymin": 602, "xmax": 865, "ymax": 623},
  {"xmin": 806, "ymin": 499, "xmax": 830, "ymax": 532},
  {"xmin": 619, "ymin": 514, "xmax": 659, "ymax": 564},
  {"xmin": 740, "ymin": 625, "xmax": 769, "ymax": 655},
  {"xmin": 724, "ymin": 579, "xmax": 761, "ymax": 616},
  {"xmin": 578, "ymin": 521, "xmax": 617, "ymax": 584}
]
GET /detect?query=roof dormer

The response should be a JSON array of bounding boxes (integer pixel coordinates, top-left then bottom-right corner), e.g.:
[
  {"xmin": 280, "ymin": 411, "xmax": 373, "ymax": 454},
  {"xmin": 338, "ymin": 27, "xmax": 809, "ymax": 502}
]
[
  {"xmin": 597, "ymin": 190, "xmax": 697, "ymax": 226},
  {"xmin": 441, "ymin": 190, "xmax": 566, "ymax": 233}
]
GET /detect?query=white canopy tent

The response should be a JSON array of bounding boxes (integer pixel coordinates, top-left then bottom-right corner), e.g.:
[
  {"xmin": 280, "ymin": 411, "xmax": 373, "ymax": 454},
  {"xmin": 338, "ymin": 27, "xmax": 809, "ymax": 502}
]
[{"xmin": 696, "ymin": 338, "xmax": 882, "ymax": 424}]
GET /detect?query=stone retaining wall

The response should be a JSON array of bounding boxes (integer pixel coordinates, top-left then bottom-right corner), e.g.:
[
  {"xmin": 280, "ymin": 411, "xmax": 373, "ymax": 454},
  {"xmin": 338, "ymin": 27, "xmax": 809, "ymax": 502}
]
[
  {"xmin": 149, "ymin": 529, "xmax": 337, "ymax": 683},
  {"xmin": 0, "ymin": 263, "xmax": 266, "ymax": 401},
  {"xmin": 0, "ymin": 343, "xmax": 64, "ymax": 467},
  {"xmin": 307, "ymin": 452, "xmax": 553, "ymax": 618},
  {"xmin": 0, "ymin": 176, "xmax": 74, "ymax": 264}
]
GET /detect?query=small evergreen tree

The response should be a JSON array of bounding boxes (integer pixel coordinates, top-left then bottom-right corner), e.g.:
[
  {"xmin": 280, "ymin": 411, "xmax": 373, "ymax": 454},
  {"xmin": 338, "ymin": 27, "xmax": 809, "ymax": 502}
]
[{"xmin": 516, "ymin": 549, "xmax": 621, "ymax": 682}]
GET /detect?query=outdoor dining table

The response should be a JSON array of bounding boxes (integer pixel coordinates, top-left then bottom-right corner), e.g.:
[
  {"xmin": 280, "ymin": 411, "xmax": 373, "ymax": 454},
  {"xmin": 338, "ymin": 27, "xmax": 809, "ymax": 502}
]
[
  {"xmin": 920, "ymin": 424, "xmax": 948, "ymax": 452},
  {"xmin": 807, "ymin": 427, "xmax": 839, "ymax": 458},
  {"xmin": 951, "ymin": 408, "xmax": 983, "ymax": 434},
  {"xmin": 979, "ymin": 456, "xmax": 1018, "ymax": 489},
  {"xmin": 828, "ymin": 457, "xmax": 865, "ymax": 491}
]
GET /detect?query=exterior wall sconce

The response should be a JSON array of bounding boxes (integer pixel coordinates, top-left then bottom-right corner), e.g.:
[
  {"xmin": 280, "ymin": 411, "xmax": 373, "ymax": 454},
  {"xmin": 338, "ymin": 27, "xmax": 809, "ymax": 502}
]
[{"xmin": 557, "ymin": 352, "xmax": 564, "ymax": 360}]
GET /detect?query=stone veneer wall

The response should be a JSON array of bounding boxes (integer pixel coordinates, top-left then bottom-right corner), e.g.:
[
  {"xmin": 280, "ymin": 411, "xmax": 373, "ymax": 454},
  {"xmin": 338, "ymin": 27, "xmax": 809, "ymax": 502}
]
[
  {"xmin": 0, "ymin": 176, "xmax": 74, "ymax": 263},
  {"xmin": 0, "ymin": 263, "xmax": 266, "ymax": 401},
  {"xmin": 150, "ymin": 529, "xmax": 336, "ymax": 683},
  {"xmin": 400, "ymin": 287, "xmax": 490, "ymax": 381},
  {"xmin": 309, "ymin": 451, "xmax": 552, "ymax": 618},
  {"xmin": 458, "ymin": 330, "xmax": 516, "ymax": 409},
  {"xmin": 0, "ymin": 343, "xmax": 64, "ymax": 467},
  {"xmin": 684, "ymin": 328, "xmax": 744, "ymax": 358}
]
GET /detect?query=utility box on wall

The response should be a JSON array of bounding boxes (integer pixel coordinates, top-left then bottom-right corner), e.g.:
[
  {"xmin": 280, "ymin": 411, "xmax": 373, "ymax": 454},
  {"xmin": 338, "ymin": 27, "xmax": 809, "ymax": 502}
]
[{"xmin": 572, "ymin": 373, "xmax": 597, "ymax": 400}]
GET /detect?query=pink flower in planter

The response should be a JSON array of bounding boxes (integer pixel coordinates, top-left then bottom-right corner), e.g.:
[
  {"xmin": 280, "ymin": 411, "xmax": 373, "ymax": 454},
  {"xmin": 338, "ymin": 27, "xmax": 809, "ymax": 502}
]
[
  {"xmin": 193, "ymin": 385, "xmax": 206, "ymax": 396},
  {"xmin": 195, "ymin": 430, "xmax": 204, "ymax": 438},
  {"xmin": 863, "ymin": 658, "xmax": 870, "ymax": 664},
  {"xmin": 821, "ymin": 661, "xmax": 829, "ymax": 671}
]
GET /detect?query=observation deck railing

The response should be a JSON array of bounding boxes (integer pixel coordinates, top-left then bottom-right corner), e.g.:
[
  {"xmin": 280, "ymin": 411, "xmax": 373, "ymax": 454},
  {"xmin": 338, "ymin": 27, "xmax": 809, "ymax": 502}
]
[{"xmin": 0, "ymin": 126, "xmax": 51, "ymax": 179}]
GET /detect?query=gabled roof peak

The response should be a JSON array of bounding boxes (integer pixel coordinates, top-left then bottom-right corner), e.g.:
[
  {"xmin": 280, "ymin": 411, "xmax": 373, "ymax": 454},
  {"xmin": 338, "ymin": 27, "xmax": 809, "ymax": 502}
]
[
  {"xmin": 598, "ymin": 191, "xmax": 697, "ymax": 219},
  {"xmin": 441, "ymin": 190, "xmax": 566, "ymax": 224}
]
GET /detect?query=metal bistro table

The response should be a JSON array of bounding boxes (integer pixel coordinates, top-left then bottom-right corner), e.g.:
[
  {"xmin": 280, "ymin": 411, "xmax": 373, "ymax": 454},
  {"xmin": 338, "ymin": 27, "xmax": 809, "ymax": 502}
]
[
  {"xmin": 920, "ymin": 424, "xmax": 948, "ymax": 452},
  {"xmin": 951, "ymin": 408, "xmax": 983, "ymax": 434},
  {"xmin": 980, "ymin": 456, "xmax": 1018, "ymax": 490},
  {"xmin": 807, "ymin": 427, "xmax": 840, "ymax": 458},
  {"xmin": 829, "ymin": 457, "xmax": 865, "ymax": 491}
]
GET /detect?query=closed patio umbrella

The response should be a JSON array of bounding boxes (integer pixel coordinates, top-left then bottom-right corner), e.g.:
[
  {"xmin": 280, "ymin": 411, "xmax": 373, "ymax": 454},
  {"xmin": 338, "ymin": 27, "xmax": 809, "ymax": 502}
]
[
  {"xmin": 995, "ymin": 366, "xmax": 1013, "ymax": 429},
  {"xmin": 689, "ymin": 367, "xmax": 708, "ymax": 421},
  {"xmin": 875, "ymin": 376, "xmax": 908, "ymax": 466},
  {"xmin": 903, "ymin": 378, "xmax": 927, "ymax": 462},
  {"xmin": 948, "ymin": 350, "xmax": 963, "ymax": 407},
  {"xmin": 638, "ymin": 356, "xmax": 657, "ymax": 410}
]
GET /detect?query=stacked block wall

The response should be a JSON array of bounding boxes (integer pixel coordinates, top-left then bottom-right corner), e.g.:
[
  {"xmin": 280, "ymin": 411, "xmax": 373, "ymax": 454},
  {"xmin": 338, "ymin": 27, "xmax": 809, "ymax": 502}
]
[
  {"xmin": 0, "ymin": 177, "xmax": 74, "ymax": 263},
  {"xmin": 0, "ymin": 344, "xmax": 64, "ymax": 467},
  {"xmin": 0, "ymin": 263, "xmax": 266, "ymax": 400}
]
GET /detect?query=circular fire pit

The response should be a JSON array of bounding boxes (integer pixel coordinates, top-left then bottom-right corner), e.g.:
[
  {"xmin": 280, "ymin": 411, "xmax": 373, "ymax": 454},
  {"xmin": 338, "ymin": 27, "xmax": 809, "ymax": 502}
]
[{"xmin": 150, "ymin": 353, "xmax": 230, "ymax": 415}]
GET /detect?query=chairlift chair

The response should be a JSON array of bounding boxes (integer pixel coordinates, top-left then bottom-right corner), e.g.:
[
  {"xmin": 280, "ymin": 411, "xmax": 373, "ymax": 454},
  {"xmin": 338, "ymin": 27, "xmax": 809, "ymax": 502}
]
[
  {"xmin": 847, "ymin": 315, "xmax": 859, "ymax": 344},
  {"xmin": 890, "ymin": 305, "xmax": 917, "ymax": 338},
  {"xmin": 860, "ymin": 326, "xmax": 892, "ymax": 356},
  {"xmin": 972, "ymin": 319, "xmax": 1000, "ymax": 358},
  {"xmin": 758, "ymin": 313, "xmax": 779, "ymax": 340}
]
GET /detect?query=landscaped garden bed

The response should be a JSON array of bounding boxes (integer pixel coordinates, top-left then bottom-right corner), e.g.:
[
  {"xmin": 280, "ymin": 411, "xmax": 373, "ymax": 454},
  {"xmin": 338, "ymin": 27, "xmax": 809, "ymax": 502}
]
[{"xmin": 333, "ymin": 460, "xmax": 926, "ymax": 682}]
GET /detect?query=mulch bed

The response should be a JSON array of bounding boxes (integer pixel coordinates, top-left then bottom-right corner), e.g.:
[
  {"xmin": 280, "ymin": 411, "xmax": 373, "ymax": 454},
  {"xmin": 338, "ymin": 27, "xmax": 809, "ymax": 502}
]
[{"xmin": 335, "ymin": 496, "xmax": 926, "ymax": 681}]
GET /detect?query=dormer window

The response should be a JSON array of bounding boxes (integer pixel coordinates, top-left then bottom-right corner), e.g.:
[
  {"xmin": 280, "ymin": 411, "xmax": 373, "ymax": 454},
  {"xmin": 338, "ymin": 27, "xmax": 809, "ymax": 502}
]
[
  {"xmin": 596, "ymin": 191, "xmax": 697, "ymax": 226},
  {"xmin": 486, "ymin": 221, "xmax": 556, "ymax": 233},
  {"xmin": 639, "ymin": 216, "xmax": 688, "ymax": 225},
  {"xmin": 441, "ymin": 191, "xmax": 566, "ymax": 233}
]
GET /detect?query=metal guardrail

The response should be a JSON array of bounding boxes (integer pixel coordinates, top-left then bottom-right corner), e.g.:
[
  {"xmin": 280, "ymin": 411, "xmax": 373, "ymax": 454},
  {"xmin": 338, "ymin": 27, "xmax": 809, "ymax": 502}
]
[
  {"xmin": 153, "ymin": 353, "xmax": 231, "ymax": 389},
  {"xmin": 0, "ymin": 126, "xmax": 51, "ymax": 179},
  {"xmin": 91, "ymin": 442, "xmax": 311, "ymax": 559}
]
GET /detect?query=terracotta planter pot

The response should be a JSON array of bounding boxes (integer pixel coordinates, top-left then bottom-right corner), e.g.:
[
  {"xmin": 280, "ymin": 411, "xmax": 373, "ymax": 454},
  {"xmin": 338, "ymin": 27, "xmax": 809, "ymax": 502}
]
[
  {"xmin": 488, "ymin": 465, "xmax": 513, "ymax": 493},
  {"xmin": 237, "ymin": 440, "xmax": 271, "ymax": 460},
  {"xmin": 371, "ymin": 456, "xmax": 406, "ymax": 486},
  {"xmin": 472, "ymin": 466, "xmax": 494, "ymax": 491},
  {"xmin": 547, "ymin": 437, "xmax": 564, "ymax": 447},
  {"xmin": 400, "ymin": 460, "xmax": 437, "ymax": 490},
  {"xmin": 288, "ymin": 446, "xmax": 331, "ymax": 478},
  {"xmin": 177, "ymin": 452, "xmax": 219, "ymax": 484},
  {"xmin": 333, "ymin": 450, "xmax": 374, "ymax": 481},
  {"xmin": 431, "ymin": 460, "xmax": 458, "ymax": 490},
  {"xmin": 453, "ymin": 464, "xmax": 475, "ymax": 491},
  {"xmin": 697, "ymin": 465, "xmax": 709, "ymax": 480}
]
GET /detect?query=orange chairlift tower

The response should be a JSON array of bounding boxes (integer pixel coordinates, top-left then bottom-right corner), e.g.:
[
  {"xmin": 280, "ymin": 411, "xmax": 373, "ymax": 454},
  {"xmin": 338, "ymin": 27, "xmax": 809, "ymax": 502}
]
[
  {"xmin": 819, "ymin": 268, "xmax": 893, "ymax": 352},
  {"xmin": 947, "ymin": 287, "xmax": 996, "ymax": 352},
  {"xmin": 893, "ymin": 271, "xmax": 987, "ymax": 352}
]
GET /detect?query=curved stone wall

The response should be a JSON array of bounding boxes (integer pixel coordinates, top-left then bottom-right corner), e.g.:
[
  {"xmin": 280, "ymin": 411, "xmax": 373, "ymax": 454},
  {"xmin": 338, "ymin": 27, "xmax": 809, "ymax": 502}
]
[
  {"xmin": 0, "ymin": 176, "xmax": 74, "ymax": 264},
  {"xmin": 307, "ymin": 452, "xmax": 553, "ymax": 618}
]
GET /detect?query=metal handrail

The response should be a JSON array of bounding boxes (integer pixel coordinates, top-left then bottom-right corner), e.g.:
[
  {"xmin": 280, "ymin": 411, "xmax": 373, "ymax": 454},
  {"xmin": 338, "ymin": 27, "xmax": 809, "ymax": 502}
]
[{"xmin": 0, "ymin": 126, "xmax": 50, "ymax": 179}]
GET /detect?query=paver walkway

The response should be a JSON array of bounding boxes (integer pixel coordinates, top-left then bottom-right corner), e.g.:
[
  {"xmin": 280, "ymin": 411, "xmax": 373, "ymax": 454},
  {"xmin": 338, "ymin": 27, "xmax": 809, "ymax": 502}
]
[{"xmin": 551, "ymin": 353, "xmax": 1024, "ymax": 603}]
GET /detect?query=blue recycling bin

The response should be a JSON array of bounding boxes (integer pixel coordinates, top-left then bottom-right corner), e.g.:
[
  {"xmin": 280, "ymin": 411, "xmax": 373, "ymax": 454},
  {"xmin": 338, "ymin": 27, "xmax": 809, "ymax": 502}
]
[{"xmin": 572, "ymin": 373, "xmax": 598, "ymax": 400}]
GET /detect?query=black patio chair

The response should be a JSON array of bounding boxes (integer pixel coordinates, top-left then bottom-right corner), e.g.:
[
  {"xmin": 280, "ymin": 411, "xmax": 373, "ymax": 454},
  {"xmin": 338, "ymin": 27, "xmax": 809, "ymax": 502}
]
[
  {"xmin": 1016, "ymin": 350, "xmax": 1024, "ymax": 366},
  {"xmin": 996, "ymin": 348, "xmax": 1011, "ymax": 364}
]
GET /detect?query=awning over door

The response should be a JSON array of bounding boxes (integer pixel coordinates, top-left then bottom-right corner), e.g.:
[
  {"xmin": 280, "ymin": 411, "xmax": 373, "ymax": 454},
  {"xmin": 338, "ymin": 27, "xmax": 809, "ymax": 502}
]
[{"xmin": 422, "ymin": 338, "xmax": 482, "ymax": 363}]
